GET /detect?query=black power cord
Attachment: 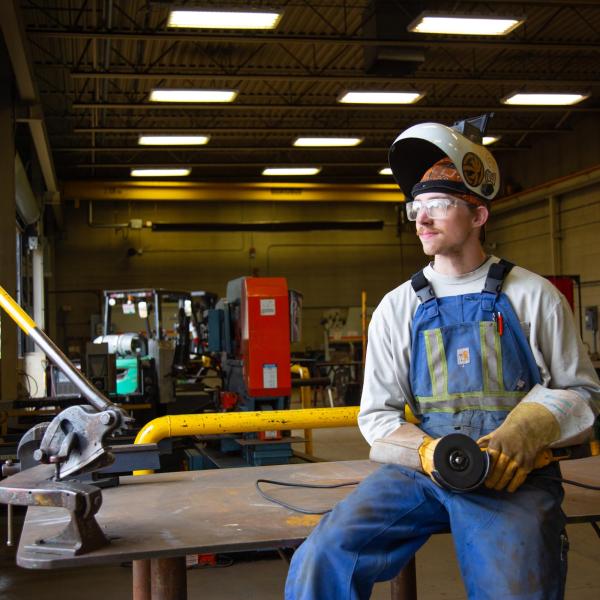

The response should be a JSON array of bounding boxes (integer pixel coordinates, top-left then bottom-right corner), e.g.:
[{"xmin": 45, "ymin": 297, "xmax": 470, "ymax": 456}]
[
  {"xmin": 255, "ymin": 478, "xmax": 359, "ymax": 515},
  {"xmin": 255, "ymin": 474, "xmax": 600, "ymax": 516},
  {"xmin": 538, "ymin": 475, "xmax": 600, "ymax": 491}
]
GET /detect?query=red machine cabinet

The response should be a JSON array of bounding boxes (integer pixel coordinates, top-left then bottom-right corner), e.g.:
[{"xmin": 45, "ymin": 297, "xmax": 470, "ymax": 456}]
[{"xmin": 241, "ymin": 277, "xmax": 291, "ymax": 397}]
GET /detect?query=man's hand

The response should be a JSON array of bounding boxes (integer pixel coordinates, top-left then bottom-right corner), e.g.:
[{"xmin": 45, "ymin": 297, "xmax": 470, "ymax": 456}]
[{"xmin": 477, "ymin": 402, "xmax": 560, "ymax": 493}]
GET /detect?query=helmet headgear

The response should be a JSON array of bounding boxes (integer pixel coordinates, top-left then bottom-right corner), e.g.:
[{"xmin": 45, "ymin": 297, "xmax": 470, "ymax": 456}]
[{"xmin": 388, "ymin": 114, "xmax": 500, "ymax": 202}]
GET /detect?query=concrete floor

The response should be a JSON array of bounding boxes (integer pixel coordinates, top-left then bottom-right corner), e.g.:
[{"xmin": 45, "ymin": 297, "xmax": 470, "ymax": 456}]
[{"xmin": 1, "ymin": 427, "xmax": 599, "ymax": 599}]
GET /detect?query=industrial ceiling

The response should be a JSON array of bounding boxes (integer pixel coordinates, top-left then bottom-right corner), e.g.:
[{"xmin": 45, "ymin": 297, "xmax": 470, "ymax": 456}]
[{"xmin": 17, "ymin": 0, "xmax": 600, "ymax": 185}]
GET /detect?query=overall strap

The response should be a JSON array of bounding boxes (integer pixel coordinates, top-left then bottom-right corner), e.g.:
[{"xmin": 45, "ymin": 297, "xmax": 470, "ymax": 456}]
[
  {"xmin": 483, "ymin": 259, "xmax": 515, "ymax": 295},
  {"xmin": 411, "ymin": 270, "xmax": 436, "ymax": 304}
]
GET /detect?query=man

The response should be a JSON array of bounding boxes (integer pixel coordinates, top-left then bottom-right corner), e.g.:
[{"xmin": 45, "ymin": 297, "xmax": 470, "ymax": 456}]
[{"xmin": 285, "ymin": 118, "xmax": 600, "ymax": 600}]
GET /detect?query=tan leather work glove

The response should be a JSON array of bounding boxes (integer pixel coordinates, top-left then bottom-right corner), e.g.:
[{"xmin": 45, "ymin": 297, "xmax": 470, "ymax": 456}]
[
  {"xmin": 418, "ymin": 436, "xmax": 441, "ymax": 479},
  {"xmin": 477, "ymin": 402, "xmax": 560, "ymax": 493}
]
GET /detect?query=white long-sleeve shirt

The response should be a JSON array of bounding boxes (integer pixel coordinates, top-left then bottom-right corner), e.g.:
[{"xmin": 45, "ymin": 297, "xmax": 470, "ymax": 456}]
[{"xmin": 358, "ymin": 256, "xmax": 600, "ymax": 445}]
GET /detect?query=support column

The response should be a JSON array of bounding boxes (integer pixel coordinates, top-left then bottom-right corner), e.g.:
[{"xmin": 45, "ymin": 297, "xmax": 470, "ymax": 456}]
[
  {"xmin": 549, "ymin": 195, "xmax": 562, "ymax": 276},
  {"xmin": 0, "ymin": 38, "xmax": 18, "ymax": 404}
]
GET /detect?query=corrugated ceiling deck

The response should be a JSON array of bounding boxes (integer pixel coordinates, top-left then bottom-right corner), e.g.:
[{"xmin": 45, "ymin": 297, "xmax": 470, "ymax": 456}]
[{"xmin": 18, "ymin": 0, "xmax": 600, "ymax": 183}]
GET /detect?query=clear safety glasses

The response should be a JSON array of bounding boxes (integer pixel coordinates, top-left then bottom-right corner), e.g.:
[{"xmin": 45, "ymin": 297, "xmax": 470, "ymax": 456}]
[{"xmin": 405, "ymin": 197, "xmax": 467, "ymax": 221}]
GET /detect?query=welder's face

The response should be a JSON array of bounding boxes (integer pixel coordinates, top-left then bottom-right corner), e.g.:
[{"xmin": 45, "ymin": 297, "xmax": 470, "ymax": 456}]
[{"xmin": 413, "ymin": 192, "xmax": 482, "ymax": 257}]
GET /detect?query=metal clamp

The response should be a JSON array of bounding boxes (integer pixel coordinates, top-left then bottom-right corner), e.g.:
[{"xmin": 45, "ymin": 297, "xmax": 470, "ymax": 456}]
[{"xmin": 0, "ymin": 464, "xmax": 109, "ymax": 556}]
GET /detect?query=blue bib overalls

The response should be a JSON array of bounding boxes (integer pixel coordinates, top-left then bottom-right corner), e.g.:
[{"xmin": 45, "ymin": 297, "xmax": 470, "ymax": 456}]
[{"xmin": 285, "ymin": 261, "xmax": 567, "ymax": 600}]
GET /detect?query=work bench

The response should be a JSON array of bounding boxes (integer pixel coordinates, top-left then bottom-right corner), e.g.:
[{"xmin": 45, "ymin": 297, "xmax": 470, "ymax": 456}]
[{"xmin": 15, "ymin": 457, "xmax": 600, "ymax": 600}]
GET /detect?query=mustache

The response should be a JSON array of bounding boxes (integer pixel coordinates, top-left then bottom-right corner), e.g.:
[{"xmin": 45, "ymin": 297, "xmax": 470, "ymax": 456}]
[{"xmin": 417, "ymin": 228, "xmax": 440, "ymax": 236}]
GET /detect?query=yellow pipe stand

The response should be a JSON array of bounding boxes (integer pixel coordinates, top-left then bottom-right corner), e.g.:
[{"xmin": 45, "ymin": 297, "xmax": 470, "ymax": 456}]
[{"xmin": 134, "ymin": 406, "xmax": 360, "ymax": 475}]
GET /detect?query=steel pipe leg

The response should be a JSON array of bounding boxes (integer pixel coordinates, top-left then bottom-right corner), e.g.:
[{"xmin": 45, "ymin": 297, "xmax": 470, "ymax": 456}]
[
  {"xmin": 391, "ymin": 557, "xmax": 417, "ymax": 600},
  {"xmin": 133, "ymin": 559, "xmax": 151, "ymax": 600},
  {"xmin": 151, "ymin": 556, "xmax": 187, "ymax": 600}
]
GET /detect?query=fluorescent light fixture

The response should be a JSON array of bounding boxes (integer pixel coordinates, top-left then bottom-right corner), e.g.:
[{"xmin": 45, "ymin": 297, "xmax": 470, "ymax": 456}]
[
  {"xmin": 149, "ymin": 89, "xmax": 237, "ymax": 103},
  {"xmin": 338, "ymin": 91, "xmax": 423, "ymax": 104},
  {"xmin": 262, "ymin": 167, "xmax": 321, "ymax": 176},
  {"xmin": 168, "ymin": 9, "xmax": 282, "ymax": 30},
  {"xmin": 293, "ymin": 137, "xmax": 363, "ymax": 147},
  {"xmin": 502, "ymin": 92, "xmax": 588, "ymax": 106},
  {"xmin": 379, "ymin": 167, "xmax": 393, "ymax": 175},
  {"xmin": 138, "ymin": 135, "xmax": 210, "ymax": 146},
  {"xmin": 130, "ymin": 168, "xmax": 191, "ymax": 177},
  {"xmin": 408, "ymin": 14, "xmax": 523, "ymax": 36},
  {"xmin": 482, "ymin": 136, "xmax": 500, "ymax": 145}
]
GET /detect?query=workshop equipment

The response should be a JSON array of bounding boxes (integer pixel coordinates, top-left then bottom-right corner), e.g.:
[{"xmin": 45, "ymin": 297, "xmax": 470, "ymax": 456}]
[
  {"xmin": 204, "ymin": 277, "xmax": 296, "ymax": 467},
  {"xmin": 432, "ymin": 431, "xmax": 600, "ymax": 492},
  {"xmin": 0, "ymin": 285, "xmax": 136, "ymax": 555}
]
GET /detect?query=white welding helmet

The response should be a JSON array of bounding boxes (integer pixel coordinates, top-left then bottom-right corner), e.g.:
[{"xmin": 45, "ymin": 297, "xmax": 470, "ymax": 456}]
[{"xmin": 388, "ymin": 117, "xmax": 500, "ymax": 202}]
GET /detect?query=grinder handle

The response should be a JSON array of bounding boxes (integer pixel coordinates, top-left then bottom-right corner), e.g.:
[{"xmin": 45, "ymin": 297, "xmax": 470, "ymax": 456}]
[{"xmin": 534, "ymin": 440, "xmax": 600, "ymax": 469}]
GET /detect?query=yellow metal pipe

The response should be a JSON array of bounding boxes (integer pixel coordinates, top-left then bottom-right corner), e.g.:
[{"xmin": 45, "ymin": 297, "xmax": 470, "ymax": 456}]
[
  {"xmin": 291, "ymin": 364, "xmax": 313, "ymax": 455},
  {"xmin": 134, "ymin": 406, "xmax": 360, "ymax": 475}
]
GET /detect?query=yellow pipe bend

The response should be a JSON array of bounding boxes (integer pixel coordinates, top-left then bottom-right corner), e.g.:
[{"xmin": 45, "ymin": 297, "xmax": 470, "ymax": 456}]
[{"xmin": 134, "ymin": 406, "xmax": 360, "ymax": 474}]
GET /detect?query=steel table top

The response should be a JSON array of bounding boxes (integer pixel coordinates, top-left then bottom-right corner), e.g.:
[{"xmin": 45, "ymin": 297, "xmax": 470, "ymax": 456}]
[{"xmin": 16, "ymin": 457, "xmax": 600, "ymax": 569}]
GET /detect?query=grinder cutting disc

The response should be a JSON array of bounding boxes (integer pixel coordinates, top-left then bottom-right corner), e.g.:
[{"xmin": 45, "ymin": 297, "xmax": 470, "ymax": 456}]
[{"xmin": 432, "ymin": 433, "xmax": 490, "ymax": 492}]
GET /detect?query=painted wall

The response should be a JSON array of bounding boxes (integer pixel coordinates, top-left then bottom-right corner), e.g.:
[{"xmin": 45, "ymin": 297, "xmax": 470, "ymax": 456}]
[
  {"xmin": 51, "ymin": 200, "xmax": 424, "ymax": 353},
  {"xmin": 486, "ymin": 180, "xmax": 600, "ymax": 354}
]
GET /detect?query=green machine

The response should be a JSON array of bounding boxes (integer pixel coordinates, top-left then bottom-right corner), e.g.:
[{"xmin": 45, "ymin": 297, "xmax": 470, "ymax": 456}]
[{"xmin": 95, "ymin": 289, "xmax": 194, "ymax": 416}]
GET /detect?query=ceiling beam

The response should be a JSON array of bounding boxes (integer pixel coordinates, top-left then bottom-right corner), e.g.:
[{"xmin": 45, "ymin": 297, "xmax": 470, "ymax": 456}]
[
  {"xmin": 61, "ymin": 180, "xmax": 404, "ymax": 203},
  {"xmin": 70, "ymin": 102, "xmax": 600, "ymax": 113},
  {"xmin": 54, "ymin": 146, "xmax": 389, "ymax": 152},
  {"xmin": 68, "ymin": 150, "xmax": 527, "ymax": 170},
  {"xmin": 69, "ymin": 70, "xmax": 599, "ymax": 87},
  {"xmin": 26, "ymin": 29, "xmax": 600, "ymax": 53},
  {"xmin": 73, "ymin": 162, "xmax": 388, "ymax": 169},
  {"xmin": 0, "ymin": 2, "xmax": 59, "ymax": 197},
  {"xmin": 71, "ymin": 127, "xmax": 571, "ymax": 135}
]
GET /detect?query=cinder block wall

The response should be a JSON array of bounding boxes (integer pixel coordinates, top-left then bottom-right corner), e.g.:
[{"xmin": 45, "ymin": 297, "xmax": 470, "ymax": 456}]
[
  {"xmin": 487, "ymin": 180, "xmax": 600, "ymax": 353},
  {"xmin": 52, "ymin": 200, "xmax": 424, "ymax": 351}
]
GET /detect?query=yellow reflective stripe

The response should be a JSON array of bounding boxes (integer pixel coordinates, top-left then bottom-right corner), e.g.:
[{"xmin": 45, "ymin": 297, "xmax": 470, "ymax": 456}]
[
  {"xmin": 435, "ymin": 328, "xmax": 449, "ymax": 395},
  {"xmin": 0, "ymin": 286, "xmax": 35, "ymax": 334},
  {"xmin": 423, "ymin": 330, "xmax": 437, "ymax": 396},
  {"xmin": 419, "ymin": 405, "xmax": 518, "ymax": 414},
  {"xmin": 416, "ymin": 390, "xmax": 526, "ymax": 402},
  {"xmin": 480, "ymin": 321, "xmax": 490, "ymax": 390}
]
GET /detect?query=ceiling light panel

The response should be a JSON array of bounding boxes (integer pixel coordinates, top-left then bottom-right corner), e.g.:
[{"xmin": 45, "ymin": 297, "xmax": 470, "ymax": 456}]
[
  {"xmin": 379, "ymin": 168, "xmax": 393, "ymax": 175},
  {"xmin": 293, "ymin": 137, "xmax": 363, "ymax": 147},
  {"xmin": 262, "ymin": 167, "xmax": 321, "ymax": 176},
  {"xmin": 138, "ymin": 135, "xmax": 210, "ymax": 146},
  {"xmin": 130, "ymin": 168, "xmax": 191, "ymax": 177},
  {"xmin": 408, "ymin": 14, "xmax": 524, "ymax": 36},
  {"xmin": 149, "ymin": 89, "xmax": 237, "ymax": 103},
  {"xmin": 168, "ymin": 9, "xmax": 282, "ymax": 30},
  {"xmin": 338, "ymin": 91, "xmax": 423, "ymax": 104},
  {"xmin": 502, "ymin": 93, "xmax": 588, "ymax": 106},
  {"xmin": 482, "ymin": 136, "xmax": 500, "ymax": 145}
]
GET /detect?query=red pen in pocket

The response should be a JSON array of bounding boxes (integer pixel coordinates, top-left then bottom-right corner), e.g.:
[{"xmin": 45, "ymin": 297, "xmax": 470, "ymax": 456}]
[{"xmin": 497, "ymin": 311, "xmax": 504, "ymax": 336}]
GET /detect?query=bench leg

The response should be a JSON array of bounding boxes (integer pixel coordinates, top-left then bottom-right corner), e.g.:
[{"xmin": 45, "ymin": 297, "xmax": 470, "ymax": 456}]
[
  {"xmin": 151, "ymin": 556, "xmax": 187, "ymax": 600},
  {"xmin": 133, "ymin": 559, "xmax": 151, "ymax": 600},
  {"xmin": 391, "ymin": 557, "xmax": 417, "ymax": 600}
]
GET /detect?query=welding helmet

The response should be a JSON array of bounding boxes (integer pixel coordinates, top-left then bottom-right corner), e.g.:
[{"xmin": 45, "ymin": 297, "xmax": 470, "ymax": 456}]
[{"xmin": 388, "ymin": 117, "xmax": 500, "ymax": 202}]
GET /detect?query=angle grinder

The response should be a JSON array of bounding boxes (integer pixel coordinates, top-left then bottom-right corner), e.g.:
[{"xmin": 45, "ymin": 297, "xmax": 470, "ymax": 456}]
[
  {"xmin": 430, "ymin": 432, "xmax": 600, "ymax": 493},
  {"xmin": 431, "ymin": 434, "xmax": 490, "ymax": 492}
]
